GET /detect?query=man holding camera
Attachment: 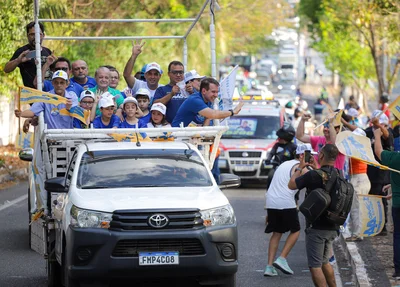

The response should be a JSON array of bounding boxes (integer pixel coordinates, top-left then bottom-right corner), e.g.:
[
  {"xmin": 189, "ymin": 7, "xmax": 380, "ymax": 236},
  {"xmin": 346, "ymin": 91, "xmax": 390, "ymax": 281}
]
[
  {"xmin": 288, "ymin": 144, "xmax": 340, "ymax": 287},
  {"xmin": 4, "ymin": 22, "xmax": 51, "ymax": 88}
]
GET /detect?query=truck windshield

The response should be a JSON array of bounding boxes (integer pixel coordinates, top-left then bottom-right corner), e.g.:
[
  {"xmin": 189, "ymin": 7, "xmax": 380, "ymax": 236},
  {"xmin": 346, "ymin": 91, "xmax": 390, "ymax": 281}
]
[
  {"xmin": 76, "ymin": 149, "xmax": 213, "ymax": 188},
  {"xmin": 222, "ymin": 116, "xmax": 280, "ymax": 140}
]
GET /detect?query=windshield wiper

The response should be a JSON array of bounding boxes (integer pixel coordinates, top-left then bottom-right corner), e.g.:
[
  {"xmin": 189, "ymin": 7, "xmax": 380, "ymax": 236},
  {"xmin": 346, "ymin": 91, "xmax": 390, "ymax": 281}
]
[{"xmin": 80, "ymin": 185, "xmax": 110, "ymax": 189}]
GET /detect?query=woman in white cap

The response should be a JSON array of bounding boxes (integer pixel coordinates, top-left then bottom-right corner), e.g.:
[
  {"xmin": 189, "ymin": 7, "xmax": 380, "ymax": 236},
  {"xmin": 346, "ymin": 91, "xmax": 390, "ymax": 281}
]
[
  {"xmin": 119, "ymin": 97, "xmax": 146, "ymax": 128},
  {"xmin": 147, "ymin": 103, "xmax": 171, "ymax": 128}
]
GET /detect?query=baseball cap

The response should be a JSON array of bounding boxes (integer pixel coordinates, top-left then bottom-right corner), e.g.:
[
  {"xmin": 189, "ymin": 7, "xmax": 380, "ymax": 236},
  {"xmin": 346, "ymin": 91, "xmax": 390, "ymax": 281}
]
[
  {"xmin": 150, "ymin": 103, "xmax": 167, "ymax": 115},
  {"xmin": 347, "ymin": 108, "xmax": 359, "ymax": 117},
  {"xmin": 123, "ymin": 96, "xmax": 138, "ymax": 106},
  {"xmin": 52, "ymin": 70, "xmax": 69, "ymax": 81},
  {"xmin": 371, "ymin": 109, "xmax": 389, "ymax": 125},
  {"xmin": 135, "ymin": 88, "xmax": 151, "ymax": 98},
  {"xmin": 145, "ymin": 62, "xmax": 162, "ymax": 74},
  {"xmin": 99, "ymin": 97, "xmax": 114, "ymax": 108},
  {"xmin": 80, "ymin": 90, "xmax": 95, "ymax": 101},
  {"xmin": 296, "ymin": 143, "xmax": 317, "ymax": 155},
  {"xmin": 184, "ymin": 70, "xmax": 205, "ymax": 84},
  {"xmin": 100, "ymin": 91, "xmax": 113, "ymax": 99}
]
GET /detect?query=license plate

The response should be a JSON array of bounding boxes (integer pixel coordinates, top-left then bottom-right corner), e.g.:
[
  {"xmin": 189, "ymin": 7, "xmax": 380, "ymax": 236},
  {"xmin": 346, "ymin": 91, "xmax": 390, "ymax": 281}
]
[
  {"xmin": 139, "ymin": 252, "xmax": 179, "ymax": 266},
  {"xmin": 234, "ymin": 165, "xmax": 254, "ymax": 172}
]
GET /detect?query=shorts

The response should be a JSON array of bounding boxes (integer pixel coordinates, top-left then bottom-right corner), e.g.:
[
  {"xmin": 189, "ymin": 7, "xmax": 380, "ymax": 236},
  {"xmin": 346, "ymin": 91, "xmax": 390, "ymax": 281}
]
[
  {"xmin": 305, "ymin": 228, "xmax": 338, "ymax": 268},
  {"xmin": 265, "ymin": 208, "xmax": 300, "ymax": 234}
]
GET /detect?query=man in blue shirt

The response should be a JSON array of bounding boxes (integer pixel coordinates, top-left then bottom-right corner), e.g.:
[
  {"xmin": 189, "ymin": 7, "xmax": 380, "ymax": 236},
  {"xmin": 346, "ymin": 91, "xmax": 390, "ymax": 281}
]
[
  {"xmin": 153, "ymin": 61, "xmax": 186, "ymax": 123},
  {"xmin": 70, "ymin": 59, "xmax": 97, "ymax": 89},
  {"xmin": 172, "ymin": 77, "xmax": 244, "ymax": 127},
  {"xmin": 14, "ymin": 70, "xmax": 76, "ymax": 129}
]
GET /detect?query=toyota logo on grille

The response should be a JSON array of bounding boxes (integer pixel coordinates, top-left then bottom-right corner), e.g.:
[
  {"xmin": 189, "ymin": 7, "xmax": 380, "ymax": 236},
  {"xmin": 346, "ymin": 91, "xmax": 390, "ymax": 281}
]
[
  {"xmin": 148, "ymin": 214, "xmax": 169, "ymax": 228},
  {"xmin": 242, "ymin": 152, "xmax": 249, "ymax": 157}
]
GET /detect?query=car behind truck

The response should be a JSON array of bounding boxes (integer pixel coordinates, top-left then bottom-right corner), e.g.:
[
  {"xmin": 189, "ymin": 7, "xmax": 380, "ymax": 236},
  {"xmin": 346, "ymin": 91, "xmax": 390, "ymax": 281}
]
[{"xmin": 20, "ymin": 126, "xmax": 240, "ymax": 287}]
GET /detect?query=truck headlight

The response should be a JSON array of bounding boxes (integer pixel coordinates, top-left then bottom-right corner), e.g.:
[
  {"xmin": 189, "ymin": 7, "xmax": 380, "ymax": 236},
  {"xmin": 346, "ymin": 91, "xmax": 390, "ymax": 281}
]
[
  {"xmin": 201, "ymin": 205, "xmax": 236, "ymax": 227},
  {"xmin": 70, "ymin": 205, "xmax": 112, "ymax": 228}
]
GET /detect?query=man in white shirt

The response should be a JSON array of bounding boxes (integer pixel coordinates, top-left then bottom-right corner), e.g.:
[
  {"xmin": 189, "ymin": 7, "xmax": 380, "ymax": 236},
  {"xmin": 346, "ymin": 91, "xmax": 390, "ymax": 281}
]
[
  {"xmin": 264, "ymin": 143, "xmax": 316, "ymax": 277},
  {"xmin": 123, "ymin": 40, "xmax": 163, "ymax": 100}
]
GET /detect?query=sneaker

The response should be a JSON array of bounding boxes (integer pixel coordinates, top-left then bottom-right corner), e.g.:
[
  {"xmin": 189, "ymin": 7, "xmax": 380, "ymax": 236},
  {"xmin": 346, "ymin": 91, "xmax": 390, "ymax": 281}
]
[
  {"xmin": 392, "ymin": 272, "xmax": 400, "ymax": 280},
  {"xmin": 273, "ymin": 257, "xmax": 294, "ymax": 275},
  {"xmin": 329, "ymin": 255, "xmax": 336, "ymax": 265},
  {"xmin": 264, "ymin": 265, "xmax": 278, "ymax": 277}
]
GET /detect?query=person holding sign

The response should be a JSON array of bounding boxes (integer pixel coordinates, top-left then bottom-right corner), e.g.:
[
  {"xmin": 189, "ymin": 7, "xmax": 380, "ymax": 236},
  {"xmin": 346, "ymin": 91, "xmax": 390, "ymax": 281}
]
[{"xmin": 374, "ymin": 128, "xmax": 400, "ymax": 280}]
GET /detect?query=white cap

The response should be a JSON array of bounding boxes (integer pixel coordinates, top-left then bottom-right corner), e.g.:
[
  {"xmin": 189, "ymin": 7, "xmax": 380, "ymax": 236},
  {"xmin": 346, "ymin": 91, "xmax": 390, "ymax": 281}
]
[
  {"xmin": 150, "ymin": 102, "xmax": 167, "ymax": 115},
  {"xmin": 353, "ymin": 128, "xmax": 366, "ymax": 137},
  {"xmin": 80, "ymin": 90, "xmax": 95, "ymax": 101},
  {"xmin": 123, "ymin": 96, "xmax": 138, "ymax": 106},
  {"xmin": 372, "ymin": 110, "xmax": 389, "ymax": 125},
  {"xmin": 296, "ymin": 143, "xmax": 317, "ymax": 155},
  {"xmin": 144, "ymin": 62, "xmax": 162, "ymax": 74},
  {"xmin": 347, "ymin": 108, "xmax": 359, "ymax": 117},
  {"xmin": 52, "ymin": 70, "xmax": 69, "ymax": 81},
  {"xmin": 100, "ymin": 91, "xmax": 113, "ymax": 99},
  {"xmin": 99, "ymin": 97, "xmax": 115, "ymax": 108},
  {"xmin": 184, "ymin": 70, "xmax": 205, "ymax": 83},
  {"xmin": 135, "ymin": 88, "xmax": 151, "ymax": 98}
]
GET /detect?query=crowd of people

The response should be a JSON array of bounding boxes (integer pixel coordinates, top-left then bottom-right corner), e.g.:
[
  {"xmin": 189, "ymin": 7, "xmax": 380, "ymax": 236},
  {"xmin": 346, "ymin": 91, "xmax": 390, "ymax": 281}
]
[{"xmin": 8, "ymin": 22, "xmax": 244, "ymax": 132}]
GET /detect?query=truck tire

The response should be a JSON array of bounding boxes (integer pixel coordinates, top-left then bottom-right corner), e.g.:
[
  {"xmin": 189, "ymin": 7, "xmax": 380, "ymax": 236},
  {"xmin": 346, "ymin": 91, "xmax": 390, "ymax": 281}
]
[{"xmin": 47, "ymin": 243, "xmax": 62, "ymax": 287}]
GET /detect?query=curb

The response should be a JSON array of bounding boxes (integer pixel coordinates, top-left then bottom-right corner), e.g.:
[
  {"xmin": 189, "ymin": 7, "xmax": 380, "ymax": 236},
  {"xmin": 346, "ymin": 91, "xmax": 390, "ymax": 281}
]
[
  {"xmin": 338, "ymin": 234, "xmax": 371, "ymax": 287},
  {"xmin": 0, "ymin": 168, "xmax": 28, "ymax": 184}
]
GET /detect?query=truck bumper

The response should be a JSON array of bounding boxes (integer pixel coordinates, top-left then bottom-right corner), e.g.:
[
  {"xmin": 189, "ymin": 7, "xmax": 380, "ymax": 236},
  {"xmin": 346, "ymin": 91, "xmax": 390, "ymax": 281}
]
[{"xmin": 65, "ymin": 225, "xmax": 238, "ymax": 282}]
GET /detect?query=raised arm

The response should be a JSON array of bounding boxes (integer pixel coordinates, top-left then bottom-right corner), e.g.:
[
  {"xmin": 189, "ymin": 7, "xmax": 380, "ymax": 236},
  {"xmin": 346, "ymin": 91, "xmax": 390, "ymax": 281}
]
[
  {"xmin": 33, "ymin": 54, "xmax": 57, "ymax": 88},
  {"xmin": 373, "ymin": 128, "xmax": 384, "ymax": 161},
  {"xmin": 123, "ymin": 40, "xmax": 145, "ymax": 89},
  {"xmin": 296, "ymin": 114, "xmax": 312, "ymax": 143}
]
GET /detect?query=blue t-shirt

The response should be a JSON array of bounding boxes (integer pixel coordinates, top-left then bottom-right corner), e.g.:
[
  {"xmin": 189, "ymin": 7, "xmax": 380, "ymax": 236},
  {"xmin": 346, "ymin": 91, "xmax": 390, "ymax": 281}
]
[
  {"xmin": 73, "ymin": 118, "xmax": 89, "ymax": 129},
  {"xmin": 171, "ymin": 92, "xmax": 212, "ymax": 127},
  {"xmin": 43, "ymin": 80, "xmax": 84, "ymax": 101},
  {"xmin": 93, "ymin": 115, "xmax": 121, "ymax": 128},
  {"xmin": 119, "ymin": 119, "xmax": 146, "ymax": 128},
  {"xmin": 153, "ymin": 84, "xmax": 187, "ymax": 123},
  {"xmin": 69, "ymin": 76, "xmax": 97, "ymax": 89},
  {"xmin": 139, "ymin": 113, "xmax": 151, "ymax": 126},
  {"xmin": 30, "ymin": 91, "xmax": 78, "ymax": 129}
]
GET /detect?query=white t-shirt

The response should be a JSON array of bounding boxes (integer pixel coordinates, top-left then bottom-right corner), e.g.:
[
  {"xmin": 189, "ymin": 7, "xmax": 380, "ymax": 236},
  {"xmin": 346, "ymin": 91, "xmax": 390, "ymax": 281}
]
[
  {"xmin": 265, "ymin": 159, "xmax": 299, "ymax": 209},
  {"xmin": 147, "ymin": 122, "xmax": 171, "ymax": 128},
  {"xmin": 132, "ymin": 79, "xmax": 163, "ymax": 100}
]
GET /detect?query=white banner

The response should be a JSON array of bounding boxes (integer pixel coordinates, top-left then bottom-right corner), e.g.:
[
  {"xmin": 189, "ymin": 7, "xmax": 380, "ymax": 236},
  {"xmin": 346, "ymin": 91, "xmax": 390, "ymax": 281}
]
[{"xmin": 220, "ymin": 65, "xmax": 239, "ymax": 100}]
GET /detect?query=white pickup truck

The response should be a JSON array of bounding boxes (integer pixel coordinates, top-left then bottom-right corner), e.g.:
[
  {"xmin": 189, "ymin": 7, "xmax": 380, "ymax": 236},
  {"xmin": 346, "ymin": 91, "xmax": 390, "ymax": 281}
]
[{"xmin": 20, "ymin": 125, "xmax": 240, "ymax": 287}]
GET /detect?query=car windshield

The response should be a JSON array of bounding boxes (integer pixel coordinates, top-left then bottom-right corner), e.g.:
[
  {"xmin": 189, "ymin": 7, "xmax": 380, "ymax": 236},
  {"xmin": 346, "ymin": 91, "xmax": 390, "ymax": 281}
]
[
  {"xmin": 222, "ymin": 115, "xmax": 280, "ymax": 139},
  {"xmin": 76, "ymin": 149, "xmax": 212, "ymax": 189}
]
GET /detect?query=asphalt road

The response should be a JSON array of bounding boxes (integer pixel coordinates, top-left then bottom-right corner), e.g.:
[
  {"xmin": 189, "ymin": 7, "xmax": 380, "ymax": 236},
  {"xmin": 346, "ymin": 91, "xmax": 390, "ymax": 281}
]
[{"xmin": 0, "ymin": 181, "xmax": 323, "ymax": 287}]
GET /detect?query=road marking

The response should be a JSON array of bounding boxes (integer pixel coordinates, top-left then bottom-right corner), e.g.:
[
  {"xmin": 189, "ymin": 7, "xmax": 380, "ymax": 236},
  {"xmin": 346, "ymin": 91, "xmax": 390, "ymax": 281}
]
[{"xmin": 0, "ymin": 194, "xmax": 28, "ymax": 212}]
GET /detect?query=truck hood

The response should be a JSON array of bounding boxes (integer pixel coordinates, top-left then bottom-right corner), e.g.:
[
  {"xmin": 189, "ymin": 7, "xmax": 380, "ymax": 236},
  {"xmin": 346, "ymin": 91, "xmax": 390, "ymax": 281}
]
[
  {"xmin": 70, "ymin": 186, "xmax": 230, "ymax": 213},
  {"xmin": 220, "ymin": 138, "xmax": 276, "ymax": 150}
]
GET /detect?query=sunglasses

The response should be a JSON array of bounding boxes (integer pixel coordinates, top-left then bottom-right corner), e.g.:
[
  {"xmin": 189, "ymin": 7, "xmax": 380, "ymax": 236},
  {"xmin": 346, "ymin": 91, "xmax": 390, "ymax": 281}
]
[{"xmin": 56, "ymin": 67, "xmax": 69, "ymax": 72}]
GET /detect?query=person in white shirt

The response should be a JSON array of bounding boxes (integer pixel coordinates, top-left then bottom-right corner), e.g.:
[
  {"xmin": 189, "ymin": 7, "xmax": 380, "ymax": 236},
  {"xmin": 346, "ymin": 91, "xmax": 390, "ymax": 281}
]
[{"xmin": 264, "ymin": 143, "xmax": 317, "ymax": 277}]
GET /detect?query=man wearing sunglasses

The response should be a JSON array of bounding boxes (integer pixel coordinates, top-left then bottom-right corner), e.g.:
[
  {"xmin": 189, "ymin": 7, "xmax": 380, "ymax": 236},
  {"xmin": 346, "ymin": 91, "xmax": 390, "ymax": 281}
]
[
  {"xmin": 154, "ymin": 61, "xmax": 186, "ymax": 123},
  {"xmin": 4, "ymin": 21, "xmax": 52, "ymax": 88}
]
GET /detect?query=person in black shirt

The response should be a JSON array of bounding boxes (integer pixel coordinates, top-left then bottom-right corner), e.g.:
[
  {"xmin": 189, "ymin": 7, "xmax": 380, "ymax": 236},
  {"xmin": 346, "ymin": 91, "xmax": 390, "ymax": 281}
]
[
  {"xmin": 4, "ymin": 21, "xmax": 51, "ymax": 88},
  {"xmin": 288, "ymin": 144, "xmax": 339, "ymax": 287}
]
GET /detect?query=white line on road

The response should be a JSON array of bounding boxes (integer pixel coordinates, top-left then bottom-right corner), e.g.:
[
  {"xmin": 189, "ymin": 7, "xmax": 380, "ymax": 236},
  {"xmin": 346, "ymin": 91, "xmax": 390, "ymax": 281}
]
[{"xmin": 0, "ymin": 194, "xmax": 28, "ymax": 212}]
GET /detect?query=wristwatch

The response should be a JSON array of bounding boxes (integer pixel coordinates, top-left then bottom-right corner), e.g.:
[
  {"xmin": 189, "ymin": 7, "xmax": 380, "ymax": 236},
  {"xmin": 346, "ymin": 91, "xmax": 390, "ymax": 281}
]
[
  {"xmin": 229, "ymin": 109, "xmax": 234, "ymax": 116},
  {"xmin": 295, "ymin": 167, "xmax": 303, "ymax": 173}
]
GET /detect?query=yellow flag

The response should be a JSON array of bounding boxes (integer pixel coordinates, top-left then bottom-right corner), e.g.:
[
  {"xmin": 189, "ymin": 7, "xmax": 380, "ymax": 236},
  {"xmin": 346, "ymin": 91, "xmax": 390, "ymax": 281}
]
[
  {"xmin": 59, "ymin": 107, "xmax": 90, "ymax": 125},
  {"xmin": 108, "ymin": 133, "xmax": 152, "ymax": 142},
  {"xmin": 359, "ymin": 195, "xmax": 384, "ymax": 237},
  {"xmin": 15, "ymin": 131, "xmax": 34, "ymax": 149},
  {"xmin": 389, "ymin": 95, "xmax": 400, "ymax": 120},
  {"xmin": 152, "ymin": 132, "xmax": 175, "ymax": 142},
  {"xmin": 332, "ymin": 109, "xmax": 343, "ymax": 127},
  {"xmin": 19, "ymin": 86, "xmax": 68, "ymax": 105}
]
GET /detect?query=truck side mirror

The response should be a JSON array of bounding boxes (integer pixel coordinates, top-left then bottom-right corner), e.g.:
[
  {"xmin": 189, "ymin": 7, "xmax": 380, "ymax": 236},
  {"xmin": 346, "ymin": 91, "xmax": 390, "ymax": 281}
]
[
  {"xmin": 19, "ymin": 148, "xmax": 34, "ymax": 162},
  {"xmin": 219, "ymin": 174, "xmax": 241, "ymax": 189},
  {"xmin": 45, "ymin": 177, "xmax": 67, "ymax": 193}
]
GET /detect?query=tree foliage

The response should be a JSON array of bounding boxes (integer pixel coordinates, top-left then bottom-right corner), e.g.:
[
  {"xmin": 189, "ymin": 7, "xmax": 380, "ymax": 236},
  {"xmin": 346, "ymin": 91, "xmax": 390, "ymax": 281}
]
[{"xmin": 1, "ymin": 0, "xmax": 287, "ymax": 96}]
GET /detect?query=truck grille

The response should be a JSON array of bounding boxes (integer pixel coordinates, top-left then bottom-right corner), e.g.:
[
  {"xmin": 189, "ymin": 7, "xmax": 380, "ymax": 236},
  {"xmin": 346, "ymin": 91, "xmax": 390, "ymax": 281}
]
[
  {"xmin": 110, "ymin": 209, "xmax": 204, "ymax": 231},
  {"xmin": 112, "ymin": 238, "xmax": 205, "ymax": 257},
  {"xmin": 229, "ymin": 151, "xmax": 262, "ymax": 158}
]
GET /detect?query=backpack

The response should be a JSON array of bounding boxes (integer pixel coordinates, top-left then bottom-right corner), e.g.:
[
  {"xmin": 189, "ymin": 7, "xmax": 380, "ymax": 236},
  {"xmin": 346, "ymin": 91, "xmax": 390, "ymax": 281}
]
[
  {"xmin": 299, "ymin": 167, "xmax": 354, "ymax": 225},
  {"xmin": 323, "ymin": 167, "xmax": 354, "ymax": 225}
]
